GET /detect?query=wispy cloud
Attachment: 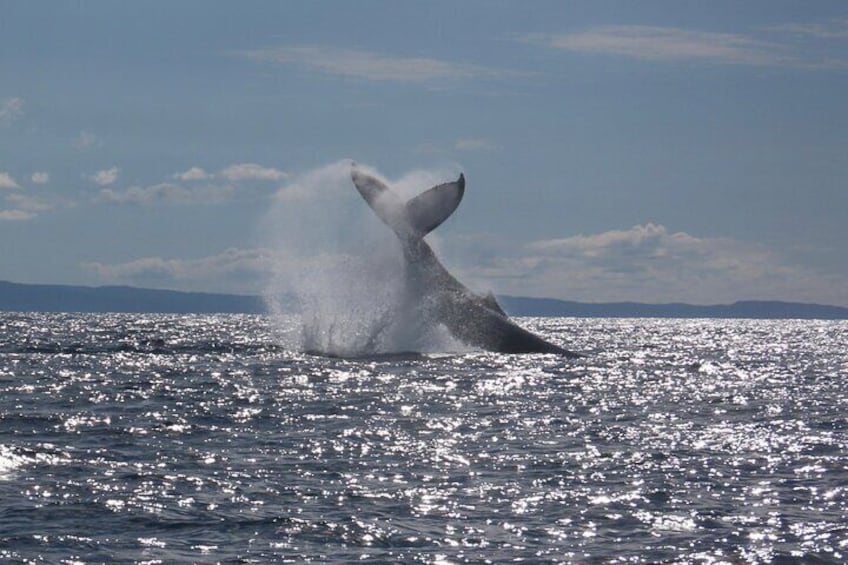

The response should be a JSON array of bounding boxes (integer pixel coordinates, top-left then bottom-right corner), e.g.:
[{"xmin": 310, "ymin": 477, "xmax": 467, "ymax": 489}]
[
  {"xmin": 73, "ymin": 130, "xmax": 100, "ymax": 150},
  {"xmin": 85, "ymin": 247, "xmax": 273, "ymax": 294},
  {"xmin": 98, "ymin": 182, "xmax": 234, "ymax": 206},
  {"xmin": 0, "ymin": 209, "xmax": 35, "ymax": 221},
  {"xmin": 99, "ymin": 162, "xmax": 286, "ymax": 206},
  {"xmin": 219, "ymin": 163, "xmax": 287, "ymax": 182},
  {"xmin": 524, "ymin": 26, "xmax": 785, "ymax": 66},
  {"xmin": 766, "ymin": 17, "xmax": 848, "ymax": 40},
  {"xmin": 447, "ymin": 223, "xmax": 847, "ymax": 306},
  {"xmin": 90, "ymin": 166, "xmax": 120, "ymax": 186},
  {"xmin": 239, "ymin": 45, "xmax": 517, "ymax": 84},
  {"xmin": 31, "ymin": 172, "xmax": 50, "ymax": 184},
  {"xmin": 173, "ymin": 163, "xmax": 286, "ymax": 182},
  {"xmin": 4, "ymin": 192, "xmax": 53, "ymax": 214},
  {"xmin": 523, "ymin": 23, "xmax": 848, "ymax": 70},
  {"xmin": 173, "ymin": 166, "xmax": 211, "ymax": 181},
  {"xmin": 0, "ymin": 97, "xmax": 24, "ymax": 124},
  {"xmin": 0, "ymin": 172, "xmax": 20, "ymax": 190},
  {"xmin": 1, "ymin": 188, "xmax": 54, "ymax": 221},
  {"xmin": 527, "ymin": 223, "xmax": 696, "ymax": 259}
]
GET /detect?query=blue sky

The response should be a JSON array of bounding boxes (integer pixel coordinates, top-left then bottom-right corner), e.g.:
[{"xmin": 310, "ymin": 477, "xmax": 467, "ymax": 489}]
[{"xmin": 2, "ymin": 1, "xmax": 847, "ymax": 305}]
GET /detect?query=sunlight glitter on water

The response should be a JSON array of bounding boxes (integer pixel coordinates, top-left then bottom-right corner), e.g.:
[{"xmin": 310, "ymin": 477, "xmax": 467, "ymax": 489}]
[{"xmin": 1, "ymin": 313, "xmax": 847, "ymax": 562}]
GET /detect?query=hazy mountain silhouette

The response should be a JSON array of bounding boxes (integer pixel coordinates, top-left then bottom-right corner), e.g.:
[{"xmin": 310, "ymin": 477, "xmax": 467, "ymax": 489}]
[
  {"xmin": 1, "ymin": 280, "xmax": 846, "ymax": 319},
  {"xmin": 497, "ymin": 295, "xmax": 848, "ymax": 320},
  {"xmin": 0, "ymin": 280, "xmax": 264, "ymax": 314}
]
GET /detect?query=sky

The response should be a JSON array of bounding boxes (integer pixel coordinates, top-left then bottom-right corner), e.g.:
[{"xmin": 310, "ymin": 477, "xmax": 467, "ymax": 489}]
[{"xmin": 2, "ymin": 1, "xmax": 847, "ymax": 306}]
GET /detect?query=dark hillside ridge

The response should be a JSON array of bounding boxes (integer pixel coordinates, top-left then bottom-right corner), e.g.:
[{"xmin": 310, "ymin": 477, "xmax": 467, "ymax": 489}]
[
  {"xmin": 498, "ymin": 296, "xmax": 848, "ymax": 320},
  {"xmin": 1, "ymin": 280, "xmax": 846, "ymax": 319},
  {"xmin": 0, "ymin": 280, "xmax": 264, "ymax": 314}
]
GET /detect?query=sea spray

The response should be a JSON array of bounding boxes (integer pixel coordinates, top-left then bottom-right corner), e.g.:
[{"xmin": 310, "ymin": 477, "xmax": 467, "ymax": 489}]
[{"xmin": 260, "ymin": 160, "xmax": 461, "ymax": 355}]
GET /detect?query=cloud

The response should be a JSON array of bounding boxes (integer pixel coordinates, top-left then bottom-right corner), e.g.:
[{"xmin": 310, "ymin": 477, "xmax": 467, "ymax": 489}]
[
  {"xmin": 31, "ymin": 172, "xmax": 50, "ymax": 184},
  {"xmin": 73, "ymin": 130, "xmax": 100, "ymax": 150},
  {"xmin": 524, "ymin": 26, "xmax": 786, "ymax": 66},
  {"xmin": 0, "ymin": 209, "xmax": 35, "ymax": 221},
  {"xmin": 219, "ymin": 163, "xmax": 287, "ymax": 181},
  {"xmin": 90, "ymin": 166, "xmax": 120, "ymax": 186},
  {"xmin": 0, "ymin": 98, "xmax": 24, "ymax": 124},
  {"xmin": 85, "ymin": 247, "xmax": 274, "ymax": 294},
  {"xmin": 100, "ymin": 162, "xmax": 287, "ymax": 206},
  {"xmin": 98, "ymin": 182, "xmax": 234, "ymax": 206},
  {"xmin": 172, "ymin": 163, "xmax": 286, "ymax": 183},
  {"xmin": 173, "ymin": 166, "xmax": 211, "ymax": 181},
  {"xmin": 1, "ymin": 190, "xmax": 52, "ymax": 222},
  {"xmin": 522, "ymin": 24, "xmax": 848, "ymax": 70},
  {"xmin": 766, "ymin": 17, "xmax": 848, "ymax": 40},
  {"xmin": 0, "ymin": 172, "xmax": 20, "ymax": 190},
  {"xmin": 4, "ymin": 192, "xmax": 52, "ymax": 213},
  {"xmin": 527, "ymin": 222, "xmax": 686, "ymax": 259},
  {"xmin": 238, "ymin": 45, "xmax": 518, "ymax": 84},
  {"xmin": 446, "ymin": 223, "xmax": 847, "ymax": 306}
]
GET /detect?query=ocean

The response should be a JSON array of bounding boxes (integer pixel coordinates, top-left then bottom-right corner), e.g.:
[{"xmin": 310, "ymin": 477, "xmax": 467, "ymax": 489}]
[{"xmin": 1, "ymin": 312, "xmax": 846, "ymax": 563}]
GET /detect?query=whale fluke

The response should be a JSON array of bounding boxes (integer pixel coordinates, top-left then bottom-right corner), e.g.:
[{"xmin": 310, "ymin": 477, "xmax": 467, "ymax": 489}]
[
  {"xmin": 351, "ymin": 167, "xmax": 465, "ymax": 239},
  {"xmin": 405, "ymin": 174, "xmax": 465, "ymax": 237}
]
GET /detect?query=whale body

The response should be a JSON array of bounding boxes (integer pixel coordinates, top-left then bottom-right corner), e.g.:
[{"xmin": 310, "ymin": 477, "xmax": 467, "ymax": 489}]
[{"xmin": 351, "ymin": 166, "xmax": 582, "ymax": 357}]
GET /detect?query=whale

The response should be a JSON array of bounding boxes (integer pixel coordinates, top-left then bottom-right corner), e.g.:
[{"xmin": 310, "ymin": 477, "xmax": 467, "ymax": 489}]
[{"xmin": 351, "ymin": 166, "xmax": 582, "ymax": 357}]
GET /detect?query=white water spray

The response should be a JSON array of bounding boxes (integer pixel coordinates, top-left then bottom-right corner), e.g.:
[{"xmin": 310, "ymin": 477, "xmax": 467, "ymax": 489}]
[{"xmin": 261, "ymin": 160, "xmax": 461, "ymax": 356}]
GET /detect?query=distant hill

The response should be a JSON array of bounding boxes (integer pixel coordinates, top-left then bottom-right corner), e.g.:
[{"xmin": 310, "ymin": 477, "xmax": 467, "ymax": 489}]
[
  {"xmin": 0, "ymin": 280, "xmax": 264, "ymax": 314},
  {"xmin": 498, "ymin": 295, "xmax": 848, "ymax": 320},
  {"xmin": 1, "ymin": 280, "xmax": 846, "ymax": 319}
]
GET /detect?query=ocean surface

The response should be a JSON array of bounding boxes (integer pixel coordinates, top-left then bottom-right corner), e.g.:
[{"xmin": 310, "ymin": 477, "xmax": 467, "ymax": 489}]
[{"xmin": 1, "ymin": 313, "xmax": 846, "ymax": 563}]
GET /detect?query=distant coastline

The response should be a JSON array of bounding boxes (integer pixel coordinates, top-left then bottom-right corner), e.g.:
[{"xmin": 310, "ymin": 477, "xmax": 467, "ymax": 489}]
[
  {"xmin": 497, "ymin": 295, "xmax": 848, "ymax": 320},
  {"xmin": 1, "ymin": 280, "xmax": 846, "ymax": 319},
  {"xmin": 0, "ymin": 280, "xmax": 264, "ymax": 315}
]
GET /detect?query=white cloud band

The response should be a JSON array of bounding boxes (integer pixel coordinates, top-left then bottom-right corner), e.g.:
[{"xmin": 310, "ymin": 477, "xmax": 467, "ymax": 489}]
[
  {"xmin": 239, "ymin": 45, "xmax": 519, "ymax": 84},
  {"xmin": 0, "ymin": 172, "xmax": 20, "ymax": 190},
  {"xmin": 91, "ymin": 167, "xmax": 120, "ymax": 186}
]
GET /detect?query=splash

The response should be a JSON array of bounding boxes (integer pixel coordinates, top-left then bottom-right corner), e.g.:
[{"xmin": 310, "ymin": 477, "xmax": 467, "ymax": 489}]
[{"xmin": 261, "ymin": 160, "xmax": 461, "ymax": 356}]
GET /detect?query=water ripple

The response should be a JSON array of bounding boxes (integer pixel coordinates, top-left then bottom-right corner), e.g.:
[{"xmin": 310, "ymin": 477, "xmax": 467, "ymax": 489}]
[{"xmin": 1, "ymin": 313, "xmax": 847, "ymax": 562}]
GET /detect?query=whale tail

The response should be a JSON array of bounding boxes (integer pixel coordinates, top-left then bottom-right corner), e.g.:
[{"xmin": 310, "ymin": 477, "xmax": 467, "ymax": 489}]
[
  {"xmin": 351, "ymin": 165, "xmax": 465, "ymax": 240},
  {"xmin": 349, "ymin": 164, "xmax": 583, "ymax": 357}
]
